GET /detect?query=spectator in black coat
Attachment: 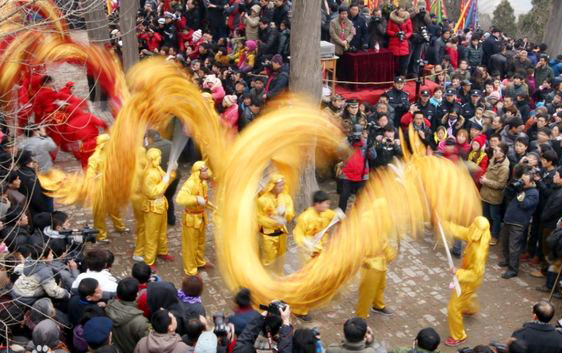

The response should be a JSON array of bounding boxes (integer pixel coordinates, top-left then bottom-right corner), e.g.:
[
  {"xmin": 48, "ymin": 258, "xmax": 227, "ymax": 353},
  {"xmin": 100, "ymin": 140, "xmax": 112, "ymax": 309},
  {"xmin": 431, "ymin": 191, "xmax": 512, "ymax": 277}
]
[
  {"xmin": 68, "ymin": 278, "xmax": 103, "ymax": 326},
  {"xmin": 258, "ymin": 16, "xmax": 280, "ymax": 59},
  {"xmin": 264, "ymin": 54, "xmax": 289, "ymax": 100},
  {"xmin": 367, "ymin": 8, "xmax": 387, "ymax": 49},
  {"xmin": 232, "ymin": 304, "xmax": 292, "ymax": 353},
  {"xmin": 349, "ymin": 4, "xmax": 368, "ymax": 51},
  {"xmin": 272, "ymin": 0, "xmax": 289, "ymax": 28},
  {"xmin": 482, "ymin": 27, "xmax": 502, "ymax": 67},
  {"xmin": 17, "ymin": 150, "xmax": 53, "ymax": 218},
  {"xmin": 512, "ymin": 301, "xmax": 562, "ymax": 353}
]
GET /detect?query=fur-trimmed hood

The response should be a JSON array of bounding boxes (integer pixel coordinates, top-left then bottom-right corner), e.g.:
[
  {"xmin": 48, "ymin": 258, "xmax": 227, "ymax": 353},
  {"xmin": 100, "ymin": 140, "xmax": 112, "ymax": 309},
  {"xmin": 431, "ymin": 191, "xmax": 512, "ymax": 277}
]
[
  {"xmin": 389, "ymin": 9, "xmax": 410, "ymax": 24},
  {"xmin": 441, "ymin": 113, "xmax": 466, "ymax": 130}
]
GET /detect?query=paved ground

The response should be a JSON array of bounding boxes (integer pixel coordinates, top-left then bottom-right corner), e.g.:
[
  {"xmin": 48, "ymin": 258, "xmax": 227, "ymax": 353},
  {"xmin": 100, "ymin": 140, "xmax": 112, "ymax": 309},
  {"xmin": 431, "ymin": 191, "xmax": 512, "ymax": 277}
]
[
  {"xmin": 52, "ymin": 150, "xmax": 558, "ymax": 352},
  {"xmin": 48, "ymin": 30, "xmax": 559, "ymax": 352}
]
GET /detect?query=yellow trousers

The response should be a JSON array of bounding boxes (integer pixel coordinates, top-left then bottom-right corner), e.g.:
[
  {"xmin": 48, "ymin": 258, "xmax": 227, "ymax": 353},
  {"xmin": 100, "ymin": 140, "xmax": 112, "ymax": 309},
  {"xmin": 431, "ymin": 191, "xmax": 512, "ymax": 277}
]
[
  {"xmin": 94, "ymin": 211, "xmax": 126, "ymax": 241},
  {"xmin": 355, "ymin": 268, "xmax": 386, "ymax": 318},
  {"xmin": 261, "ymin": 233, "xmax": 287, "ymax": 275},
  {"xmin": 132, "ymin": 201, "xmax": 146, "ymax": 257},
  {"xmin": 182, "ymin": 224, "xmax": 206, "ymax": 275},
  {"xmin": 144, "ymin": 212, "xmax": 168, "ymax": 265},
  {"xmin": 448, "ymin": 286, "xmax": 478, "ymax": 341}
]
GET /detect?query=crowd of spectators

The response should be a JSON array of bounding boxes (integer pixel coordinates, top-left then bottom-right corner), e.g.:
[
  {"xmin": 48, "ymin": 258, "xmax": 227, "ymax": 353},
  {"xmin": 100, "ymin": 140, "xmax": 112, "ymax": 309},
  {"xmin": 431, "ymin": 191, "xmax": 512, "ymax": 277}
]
[{"xmin": 3, "ymin": 0, "xmax": 562, "ymax": 352}]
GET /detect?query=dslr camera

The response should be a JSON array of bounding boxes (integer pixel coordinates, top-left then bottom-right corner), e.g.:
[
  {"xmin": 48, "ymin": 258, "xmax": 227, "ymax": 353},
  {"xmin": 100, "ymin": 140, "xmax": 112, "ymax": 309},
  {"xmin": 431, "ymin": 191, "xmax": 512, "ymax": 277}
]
[
  {"xmin": 259, "ymin": 300, "xmax": 287, "ymax": 316},
  {"xmin": 510, "ymin": 178, "xmax": 525, "ymax": 193},
  {"xmin": 348, "ymin": 124, "xmax": 363, "ymax": 145},
  {"xmin": 420, "ymin": 26, "xmax": 430, "ymax": 42},
  {"xmin": 58, "ymin": 227, "xmax": 99, "ymax": 245},
  {"xmin": 213, "ymin": 312, "xmax": 228, "ymax": 337},
  {"xmin": 397, "ymin": 31, "xmax": 405, "ymax": 41}
]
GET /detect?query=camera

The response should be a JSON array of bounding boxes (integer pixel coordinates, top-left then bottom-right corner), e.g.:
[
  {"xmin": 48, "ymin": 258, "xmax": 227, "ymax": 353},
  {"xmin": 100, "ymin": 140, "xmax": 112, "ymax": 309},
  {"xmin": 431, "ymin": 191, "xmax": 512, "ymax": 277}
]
[
  {"xmin": 213, "ymin": 312, "xmax": 228, "ymax": 337},
  {"xmin": 58, "ymin": 227, "xmax": 99, "ymax": 245},
  {"xmin": 397, "ymin": 31, "xmax": 405, "ymax": 41},
  {"xmin": 259, "ymin": 300, "xmax": 287, "ymax": 316},
  {"xmin": 348, "ymin": 124, "xmax": 363, "ymax": 145},
  {"xmin": 510, "ymin": 179, "xmax": 524, "ymax": 193},
  {"xmin": 420, "ymin": 26, "xmax": 430, "ymax": 42},
  {"xmin": 490, "ymin": 342, "xmax": 508, "ymax": 353}
]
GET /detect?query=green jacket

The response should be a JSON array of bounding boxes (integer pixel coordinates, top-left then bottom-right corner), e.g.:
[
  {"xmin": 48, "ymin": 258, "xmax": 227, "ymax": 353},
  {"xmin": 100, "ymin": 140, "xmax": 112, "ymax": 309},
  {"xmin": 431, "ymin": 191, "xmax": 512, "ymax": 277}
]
[{"xmin": 106, "ymin": 299, "xmax": 150, "ymax": 353}]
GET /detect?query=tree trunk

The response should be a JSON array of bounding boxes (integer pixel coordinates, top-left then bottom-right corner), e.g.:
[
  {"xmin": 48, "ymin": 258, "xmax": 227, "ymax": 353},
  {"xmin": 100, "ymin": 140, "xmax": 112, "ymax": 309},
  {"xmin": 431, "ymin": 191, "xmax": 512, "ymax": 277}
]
[
  {"xmin": 119, "ymin": 0, "xmax": 139, "ymax": 71},
  {"xmin": 543, "ymin": 0, "xmax": 562, "ymax": 57},
  {"xmin": 81, "ymin": 0, "xmax": 110, "ymax": 103},
  {"xmin": 289, "ymin": 0, "xmax": 322, "ymax": 100},
  {"xmin": 289, "ymin": 0, "xmax": 322, "ymax": 211}
]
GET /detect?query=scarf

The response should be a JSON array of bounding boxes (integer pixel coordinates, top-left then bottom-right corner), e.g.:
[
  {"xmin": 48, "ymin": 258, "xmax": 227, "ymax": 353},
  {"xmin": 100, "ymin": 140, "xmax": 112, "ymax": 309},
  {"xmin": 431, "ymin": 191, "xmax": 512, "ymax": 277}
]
[{"xmin": 177, "ymin": 289, "xmax": 202, "ymax": 304}]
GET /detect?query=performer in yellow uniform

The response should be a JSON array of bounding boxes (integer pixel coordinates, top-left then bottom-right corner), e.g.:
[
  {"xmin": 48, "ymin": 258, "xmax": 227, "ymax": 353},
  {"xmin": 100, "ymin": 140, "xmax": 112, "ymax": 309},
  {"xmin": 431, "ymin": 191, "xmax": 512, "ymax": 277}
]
[
  {"xmin": 142, "ymin": 148, "xmax": 175, "ymax": 268},
  {"xmin": 256, "ymin": 174, "xmax": 295, "ymax": 274},
  {"xmin": 443, "ymin": 216, "xmax": 491, "ymax": 347},
  {"xmin": 88, "ymin": 134, "xmax": 128, "ymax": 242},
  {"xmin": 175, "ymin": 161, "xmax": 211, "ymax": 275},
  {"xmin": 292, "ymin": 190, "xmax": 337, "ymax": 320},
  {"xmin": 355, "ymin": 243, "xmax": 396, "ymax": 318},
  {"xmin": 132, "ymin": 147, "xmax": 148, "ymax": 262}
]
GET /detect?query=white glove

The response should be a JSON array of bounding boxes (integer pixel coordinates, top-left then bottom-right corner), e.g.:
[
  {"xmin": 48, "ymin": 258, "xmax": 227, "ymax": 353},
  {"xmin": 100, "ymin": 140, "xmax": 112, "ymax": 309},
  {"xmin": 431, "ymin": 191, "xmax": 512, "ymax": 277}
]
[
  {"xmin": 276, "ymin": 204, "xmax": 286, "ymax": 216},
  {"xmin": 271, "ymin": 215, "xmax": 286, "ymax": 226},
  {"xmin": 196, "ymin": 196, "xmax": 206, "ymax": 206}
]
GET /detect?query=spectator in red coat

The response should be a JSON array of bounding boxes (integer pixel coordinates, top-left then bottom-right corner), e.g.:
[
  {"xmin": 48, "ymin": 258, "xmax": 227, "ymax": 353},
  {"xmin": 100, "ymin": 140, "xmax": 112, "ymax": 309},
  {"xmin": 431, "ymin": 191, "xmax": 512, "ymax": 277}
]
[
  {"xmin": 221, "ymin": 95, "xmax": 239, "ymax": 132},
  {"xmin": 386, "ymin": 6, "xmax": 413, "ymax": 76},
  {"xmin": 138, "ymin": 29, "xmax": 163, "ymax": 52}
]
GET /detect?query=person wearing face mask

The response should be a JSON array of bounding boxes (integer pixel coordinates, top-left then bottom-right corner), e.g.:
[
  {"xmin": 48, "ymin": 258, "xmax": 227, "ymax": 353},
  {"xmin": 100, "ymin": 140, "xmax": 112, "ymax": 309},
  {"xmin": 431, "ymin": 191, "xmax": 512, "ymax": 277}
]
[
  {"xmin": 142, "ymin": 148, "xmax": 176, "ymax": 270},
  {"xmin": 176, "ymin": 161, "xmax": 212, "ymax": 276},
  {"xmin": 256, "ymin": 174, "xmax": 295, "ymax": 275}
]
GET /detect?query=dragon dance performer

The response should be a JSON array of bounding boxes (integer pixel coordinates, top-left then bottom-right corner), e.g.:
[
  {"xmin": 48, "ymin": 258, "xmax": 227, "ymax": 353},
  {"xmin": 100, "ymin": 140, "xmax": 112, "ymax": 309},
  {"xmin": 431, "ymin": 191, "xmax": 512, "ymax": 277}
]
[
  {"xmin": 443, "ymin": 216, "xmax": 491, "ymax": 347},
  {"xmin": 142, "ymin": 148, "xmax": 176, "ymax": 269},
  {"xmin": 132, "ymin": 147, "xmax": 148, "ymax": 262},
  {"xmin": 355, "ymin": 244, "xmax": 396, "ymax": 318},
  {"xmin": 256, "ymin": 173, "xmax": 295, "ymax": 274},
  {"xmin": 292, "ymin": 190, "xmax": 338, "ymax": 320},
  {"xmin": 175, "ymin": 161, "xmax": 211, "ymax": 275},
  {"xmin": 87, "ymin": 134, "xmax": 129, "ymax": 242}
]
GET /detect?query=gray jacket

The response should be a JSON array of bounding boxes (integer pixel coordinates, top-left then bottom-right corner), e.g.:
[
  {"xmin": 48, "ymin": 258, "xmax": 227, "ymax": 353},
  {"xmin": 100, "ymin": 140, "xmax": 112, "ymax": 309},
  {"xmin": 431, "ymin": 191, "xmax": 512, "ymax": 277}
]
[
  {"xmin": 12, "ymin": 259, "xmax": 70, "ymax": 305},
  {"xmin": 18, "ymin": 136, "xmax": 57, "ymax": 172}
]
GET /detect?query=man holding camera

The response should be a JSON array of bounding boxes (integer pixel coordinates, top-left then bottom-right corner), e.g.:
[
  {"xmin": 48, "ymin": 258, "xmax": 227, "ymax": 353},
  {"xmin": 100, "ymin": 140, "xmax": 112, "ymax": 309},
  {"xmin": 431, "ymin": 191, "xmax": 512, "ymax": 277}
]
[
  {"xmin": 407, "ymin": 1, "xmax": 431, "ymax": 77},
  {"xmin": 499, "ymin": 165, "xmax": 540, "ymax": 279},
  {"xmin": 257, "ymin": 173, "xmax": 295, "ymax": 274},
  {"xmin": 233, "ymin": 302, "xmax": 292, "ymax": 353}
]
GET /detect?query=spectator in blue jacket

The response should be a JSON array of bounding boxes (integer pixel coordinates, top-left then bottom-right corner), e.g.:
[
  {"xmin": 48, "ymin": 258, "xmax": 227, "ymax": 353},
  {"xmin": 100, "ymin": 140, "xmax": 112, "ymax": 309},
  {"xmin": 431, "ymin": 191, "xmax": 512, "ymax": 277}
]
[{"xmin": 499, "ymin": 165, "xmax": 540, "ymax": 279}]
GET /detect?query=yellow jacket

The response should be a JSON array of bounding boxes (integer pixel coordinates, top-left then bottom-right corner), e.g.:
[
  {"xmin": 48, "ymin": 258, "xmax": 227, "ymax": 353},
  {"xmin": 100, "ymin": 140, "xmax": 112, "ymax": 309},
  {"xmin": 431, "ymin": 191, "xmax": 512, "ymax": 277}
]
[
  {"xmin": 293, "ymin": 207, "xmax": 336, "ymax": 252},
  {"xmin": 445, "ymin": 217, "xmax": 490, "ymax": 289},
  {"xmin": 257, "ymin": 191, "xmax": 294, "ymax": 235},
  {"xmin": 131, "ymin": 147, "xmax": 147, "ymax": 205},
  {"xmin": 176, "ymin": 162, "xmax": 208, "ymax": 228},
  {"xmin": 364, "ymin": 246, "xmax": 396, "ymax": 272},
  {"xmin": 142, "ymin": 165, "xmax": 169, "ymax": 214}
]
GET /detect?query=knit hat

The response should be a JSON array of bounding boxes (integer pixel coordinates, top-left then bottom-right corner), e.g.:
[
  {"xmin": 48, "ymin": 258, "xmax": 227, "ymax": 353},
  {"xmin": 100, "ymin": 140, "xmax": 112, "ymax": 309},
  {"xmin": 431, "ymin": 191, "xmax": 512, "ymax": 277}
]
[
  {"xmin": 32, "ymin": 319, "xmax": 61, "ymax": 349},
  {"xmin": 223, "ymin": 95, "xmax": 237, "ymax": 107},
  {"xmin": 486, "ymin": 91, "xmax": 501, "ymax": 102},
  {"xmin": 195, "ymin": 331, "xmax": 218, "ymax": 353},
  {"xmin": 271, "ymin": 54, "xmax": 283, "ymax": 65},
  {"xmin": 472, "ymin": 134, "xmax": 487, "ymax": 149},
  {"xmin": 192, "ymin": 29, "xmax": 202, "ymax": 42},
  {"xmin": 245, "ymin": 40, "xmax": 257, "ymax": 51},
  {"xmin": 203, "ymin": 74, "xmax": 221, "ymax": 88},
  {"xmin": 83, "ymin": 317, "xmax": 113, "ymax": 347},
  {"xmin": 251, "ymin": 4, "xmax": 261, "ymax": 14}
]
